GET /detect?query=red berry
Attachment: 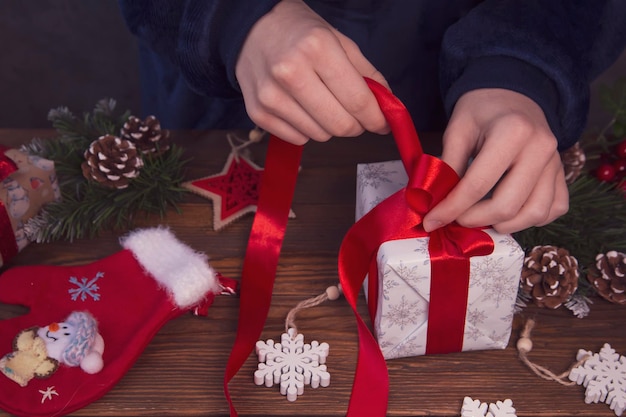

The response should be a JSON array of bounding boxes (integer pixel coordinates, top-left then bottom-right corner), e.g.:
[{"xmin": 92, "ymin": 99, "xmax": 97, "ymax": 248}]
[
  {"xmin": 596, "ymin": 163, "xmax": 616, "ymax": 182},
  {"xmin": 617, "ymin": 140, "xmax": 626, "ymax": 159},
  {"xmin": 614, "ymin": 159, "xmax": 626, "ymax": 177}
]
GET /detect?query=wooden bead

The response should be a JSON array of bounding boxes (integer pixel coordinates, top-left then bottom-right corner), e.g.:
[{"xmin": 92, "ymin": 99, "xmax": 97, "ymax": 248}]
[
  {"xmin": 325, "ymin": 285, "xmax": 341, "ymax": 301},
  {"xmin": 248, "ymin": 127, "xmax": 264, "ymax": 143},
  {"xmin": 516, "ymin": 337, "xmax": 533, "ymax": 353}
]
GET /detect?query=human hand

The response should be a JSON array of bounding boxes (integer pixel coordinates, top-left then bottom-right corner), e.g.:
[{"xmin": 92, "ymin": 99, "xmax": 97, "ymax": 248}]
[
  {"xmin": 235, "ymin": 0, "xmax": 390, "ymax": 145},
  {"xmin": 422, "ymin": 88, "xmax": 569, "ymax": 234}
]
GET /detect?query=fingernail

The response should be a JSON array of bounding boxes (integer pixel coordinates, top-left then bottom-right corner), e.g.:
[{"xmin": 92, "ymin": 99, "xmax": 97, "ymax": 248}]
[{"xmin": 423, "ymin": 219, "xmax": 443, "ymax": 233}]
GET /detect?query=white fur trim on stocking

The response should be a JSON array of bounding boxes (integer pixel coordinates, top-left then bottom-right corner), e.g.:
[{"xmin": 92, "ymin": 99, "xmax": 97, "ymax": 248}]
[{"xmin": 120, "ymin": 227, "xmax": 220, "ymax": 308}]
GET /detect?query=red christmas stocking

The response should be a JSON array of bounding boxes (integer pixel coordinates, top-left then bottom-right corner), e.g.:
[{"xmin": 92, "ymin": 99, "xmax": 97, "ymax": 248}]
[{"xmin": 0, "ymin": 227, "xmax": 230, "ymax": 417}]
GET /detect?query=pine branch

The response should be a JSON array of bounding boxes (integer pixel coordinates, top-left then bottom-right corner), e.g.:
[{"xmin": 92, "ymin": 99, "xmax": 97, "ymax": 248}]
[
  {"xmin": 514, "ymin": 175, "xmax": 626, "ymax": 270},
  {"xmin": 22, "ymin": 100, "xmax": 188, "ymax": 242}
]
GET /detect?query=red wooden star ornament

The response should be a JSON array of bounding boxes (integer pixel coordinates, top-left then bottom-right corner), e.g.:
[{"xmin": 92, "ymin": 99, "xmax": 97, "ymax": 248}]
[{"xmin": 183, "ymin": 131, "xmax": 295, "ymax": 230}]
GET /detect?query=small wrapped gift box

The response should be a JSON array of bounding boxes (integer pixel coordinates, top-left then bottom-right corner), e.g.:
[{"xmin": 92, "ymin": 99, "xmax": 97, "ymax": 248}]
[
  {"xmin": 356, "ymin": 159, "xmax": 524, "ymax": 360},
  {"xmin": 0, "ymin": 147, "xmax": 60, "ymax": 267}
]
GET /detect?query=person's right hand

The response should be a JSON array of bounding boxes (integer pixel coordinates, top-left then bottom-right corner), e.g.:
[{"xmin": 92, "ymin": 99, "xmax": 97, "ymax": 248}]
[{"xmin": 235, "ymin": 0, "xmax": 390, "ymax": 145}]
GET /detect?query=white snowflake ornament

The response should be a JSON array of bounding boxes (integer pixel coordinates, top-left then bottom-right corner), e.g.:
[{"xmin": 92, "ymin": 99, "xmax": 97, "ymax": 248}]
[
  {"xmin": 254, "ymin": 328, "xmax": 330, "ymax": 401},
  {"xmin": 461, "ymin": 397, "xmax": 517, "ymax": 417},
  {"xmin": 569, "ymin": 343, "xmax": 626, "ymax": 416}
]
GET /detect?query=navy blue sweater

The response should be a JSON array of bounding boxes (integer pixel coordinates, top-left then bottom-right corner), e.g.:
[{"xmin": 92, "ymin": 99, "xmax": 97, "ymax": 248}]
[{"xmin": 118, "ymin": 0, "xmax": 626, "ymax": 150}]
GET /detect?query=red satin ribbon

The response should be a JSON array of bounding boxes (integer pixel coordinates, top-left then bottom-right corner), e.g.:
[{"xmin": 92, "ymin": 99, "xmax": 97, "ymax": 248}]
[
  {"xmin": 0, "ymin": 146, "xmax": 17, "ymax": 181},
  {"xmin": 224, "ymin": 137, "xmax": 303, "ymax": 416},
  {"xmin": 224, "ymin": 79, "xmax": 493, "ymax": 416},
  {"xmin": 0, "ymin": 147, "xmax": 19, "ymax": 264}
]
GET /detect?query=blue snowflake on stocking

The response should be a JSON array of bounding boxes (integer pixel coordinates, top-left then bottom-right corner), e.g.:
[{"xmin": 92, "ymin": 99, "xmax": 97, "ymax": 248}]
[{"xmin": 68, "ymin": 272, "xmax": 104, "ymax": 301}]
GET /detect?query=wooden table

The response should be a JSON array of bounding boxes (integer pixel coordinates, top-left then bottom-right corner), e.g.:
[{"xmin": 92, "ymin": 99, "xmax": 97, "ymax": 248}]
[{"xmin": 0, "ymin": 129, "xmax": 624, "ymax": 417}]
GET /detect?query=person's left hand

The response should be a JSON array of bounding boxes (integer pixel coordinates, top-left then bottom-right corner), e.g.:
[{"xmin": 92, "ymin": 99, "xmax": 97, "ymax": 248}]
[{"xmin": 422, "ymin": 88, "xmax": 569, "ymax": 234}]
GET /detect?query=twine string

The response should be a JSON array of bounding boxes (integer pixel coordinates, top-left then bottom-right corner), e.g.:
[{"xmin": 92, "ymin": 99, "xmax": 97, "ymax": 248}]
[
  {"xmin": 285, "ymin": 284, "xmax": 342, "ymax": 339},
  {"xmin": 517, "ymin": 318, "xmax": 589, "ymax": 386},
  {"xmin": 227, "ymin": 127, "xmax": 265, "ymax": 162}
]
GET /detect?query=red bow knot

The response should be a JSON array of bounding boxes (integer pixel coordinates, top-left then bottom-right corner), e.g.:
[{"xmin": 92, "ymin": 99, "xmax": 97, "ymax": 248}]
[{"xmin": 0, "ymin": 146, "xmax": 18, "ymax": 181}]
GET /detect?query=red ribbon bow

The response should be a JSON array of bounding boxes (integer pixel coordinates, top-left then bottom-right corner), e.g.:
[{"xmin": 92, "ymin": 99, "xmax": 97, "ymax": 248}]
[
  {"xmin": 0, "ymin": 146, "xmax": 18, "ymax": 181},
  {"xmin": 224, "ymin": 78, "xmax": 494, "ymax": 416},
  {"xmin": 0, "ymin": 146, "xmax": 19, "ymax": 263}
]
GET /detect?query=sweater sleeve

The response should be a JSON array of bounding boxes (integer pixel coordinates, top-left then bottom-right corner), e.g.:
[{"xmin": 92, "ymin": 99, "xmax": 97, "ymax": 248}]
[
  {"xmin": 440, "ymin": 0, "xmax": 626, "ymax": 150},
  {"xmin": 118, "ymin": 0, "xmax": 280, "ymax": 98}
]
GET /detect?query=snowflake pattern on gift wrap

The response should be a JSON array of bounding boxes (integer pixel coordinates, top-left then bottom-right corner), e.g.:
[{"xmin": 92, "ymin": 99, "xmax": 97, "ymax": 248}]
[
  {"xmin": 383, "ymin": 332, "xmax": 423, "ymax": 360},
  {"xmin": 356, "ymin": 163, "xmax": 398, "ymax": 194},
  {"xmin": 466, "ymin": 308, "xmax": 488, "ymax": 328},
  {"xmin": 379, "ymin": 255, "xmax": 400, "ymax": 300},
  {"xmin": 68, "ymin": 272, "xmax": 103, "ymax": 301},
  {"xmin": 254, "ymin": 329, "xmax": 330, "ymax": 402},
  {"xmin": 486, "ymin": 328, "xmax": 511, "ymax": 347},
  {"xmin": 497, "ymin": 235, "xmax": 524, "ymax": 257},
  {"xmin": 388, "ymin": 261, "xmax": 428, "ymax": 294},
  {"xmin": 382, "ymin": 276, "xmax": 400, "ymax": 300},
  {"xmin": 569, "ymin": 343, "xmax": 626, "ymax": 416},
  {"xmin": 464, "ymin": 325, "xmax": 485, "ymax": 343},
  {"xmin": 412, "ymin": 237, "xmax": 430, "ymax": 257},
  {"xmin": 382, "ymin": 295, "xmax": 423, "ymax": 330},
  {"xmin": 464, "ymin": 310, "xmax": 511, "ymax": 346},
  {"xmin": 470, "ymin": 257, "xmax": 517, "ymax": 308},
  {"xmin": 464, "ymin": 309, "xmax": 488, "ymax": 341},
  {"xmin": 461, "ymin": 397, "xmax": 517, "ymax": 417}
]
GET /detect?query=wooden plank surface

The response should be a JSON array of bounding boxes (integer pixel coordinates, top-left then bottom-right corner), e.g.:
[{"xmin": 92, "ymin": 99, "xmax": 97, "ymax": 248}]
[{"xmin": 0, "ymin": 129, "xmax": 624, "ymax": 417}]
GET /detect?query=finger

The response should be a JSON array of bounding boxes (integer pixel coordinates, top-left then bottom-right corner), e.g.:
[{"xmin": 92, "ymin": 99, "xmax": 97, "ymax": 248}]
[
  {"xmin": 245, "ymin": 80, "xmax": 331, "ymax": 144},
  {"xmin": 253, "ymin": 112, "xmax": 312, "ymax": 146},
  {"xmin": 487, "ymin": 156, "xmax": 560, "ymax": 233},
  {"xmin": 334, "ymin": 30, "xmax": 391, "ymax": 91},
  {"xmin": 536, "ymin": 162, "xmax": 569, "ymax": 226},
  {"xmin": 455, "ymin": 133, "xmax": 559, "ymax": 230},
  {"xmin": 439, "ymin": 115, "xmax": 480, "ymax": 177},
  {"xmin": 284, "ymin": 73, "xmax": 368, "ymax": 139},
  {"xmin": 423, "ymin": 131, "xmax": 515, "ymax": 232},
  {"xmin": 312, "ymin": 34, "xmax": 389, "ymax": 135},
  {"xmin": 489, "ymin": 155, "xmax": 568, "ymax": 233},
  {"xmin": 260, "ymin": 42, "xmax": 369, "ymax": 140}
]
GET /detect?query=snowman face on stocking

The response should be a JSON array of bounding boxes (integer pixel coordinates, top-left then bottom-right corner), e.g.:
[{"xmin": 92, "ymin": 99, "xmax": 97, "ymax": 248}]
[
  {"xmin": 0, "ymin": 311, "xmax": 104, "ymax": 388},
  {"xmin": 0, "ymin": 227, "xmax": 227, "ymax": 417},
  {"xmin": 36, "ymin": 311, "xmax": 105, "ymax": 374}
]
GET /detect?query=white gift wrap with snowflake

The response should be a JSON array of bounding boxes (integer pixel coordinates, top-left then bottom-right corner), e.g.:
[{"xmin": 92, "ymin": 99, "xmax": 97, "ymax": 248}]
[
  {"xmin": 0, "ymin": 147, "xmax": 60, "ymax": 267},
  {"xmin": 356, "ymin": 160, "xmax": 524, "ymax": 360}
]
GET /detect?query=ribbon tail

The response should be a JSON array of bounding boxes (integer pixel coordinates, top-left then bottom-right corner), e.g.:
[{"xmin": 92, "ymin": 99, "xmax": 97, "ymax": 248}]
[
  {"xmin": 223, "ymin": 136, "xmax": 303, "ymax": 416},
  {"xmin": 338, "ymin": 191, "xmax": 426, "ymax": 417}
]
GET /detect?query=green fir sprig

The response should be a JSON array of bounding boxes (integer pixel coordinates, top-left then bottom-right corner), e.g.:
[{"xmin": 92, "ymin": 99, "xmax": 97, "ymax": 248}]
[
  {"xmin": 22, "ymin": 99, "xmax": 188, "ymax": 242},
  {"xmin": 513, "ymin": 174, "xmax": 626, "ymax": 271}
]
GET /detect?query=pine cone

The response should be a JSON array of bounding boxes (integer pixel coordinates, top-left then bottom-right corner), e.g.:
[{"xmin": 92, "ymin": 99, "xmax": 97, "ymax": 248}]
[
  {"xmin": 560, "ymin": 142, "xmax": 586, "ymax": 184},
  {"xmin": 81, "ymin": 134, "xmax": 144, "ymax": 189},
  {"xmin": 120, "ymin": 115, "xmax": 170, "ymax": 155},
  {"xmin": 588, "ymin": 251, "xmax": 626, "ymax": 305},
  {"xmin": 520, "ymin": 245, "xmax": 579, "ymax": 309}
]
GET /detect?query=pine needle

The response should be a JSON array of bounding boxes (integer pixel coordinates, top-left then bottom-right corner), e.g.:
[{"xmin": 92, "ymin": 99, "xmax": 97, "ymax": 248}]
[{"xmin": 23, "ymin": 100, "xmax": 188, "ymax": 242}]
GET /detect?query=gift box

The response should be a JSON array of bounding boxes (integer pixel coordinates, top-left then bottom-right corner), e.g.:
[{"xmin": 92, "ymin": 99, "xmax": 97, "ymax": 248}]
[
  {"xmin": 0, "ymin": 147, "xmax": 60, "ymax": 267},
  {"xmin": 356, "ymin": 159, "xmax": 524, "ymax": 360}
]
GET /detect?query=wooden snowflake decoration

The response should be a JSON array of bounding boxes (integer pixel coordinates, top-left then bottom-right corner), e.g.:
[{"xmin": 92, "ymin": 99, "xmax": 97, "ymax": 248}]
[
  {"xmin": 254, "ymin": 328, "xmax": 330, "ymax": 401},
  {"xmin": 569, "ymin": 343, "xmax": 626, "ymax": 416},
  {"xmin": 461, "ymin": 397, "xmax": 517, "ymax": 417}
]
